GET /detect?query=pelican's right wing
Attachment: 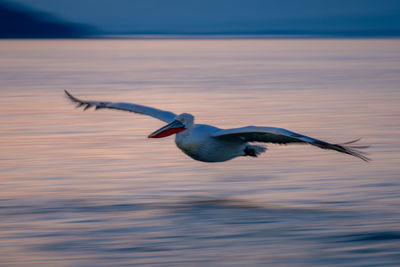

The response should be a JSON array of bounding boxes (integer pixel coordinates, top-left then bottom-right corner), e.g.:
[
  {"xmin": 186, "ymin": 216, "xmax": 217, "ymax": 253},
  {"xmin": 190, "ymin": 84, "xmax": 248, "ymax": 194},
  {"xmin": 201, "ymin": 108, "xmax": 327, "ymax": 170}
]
[
  {"xmin": 212, "ymin": 126, "xmax": 370, "ymax": 161},
  {"xmin": 65, "ymin": 90, "xmax": 176, "ymax": 123}
]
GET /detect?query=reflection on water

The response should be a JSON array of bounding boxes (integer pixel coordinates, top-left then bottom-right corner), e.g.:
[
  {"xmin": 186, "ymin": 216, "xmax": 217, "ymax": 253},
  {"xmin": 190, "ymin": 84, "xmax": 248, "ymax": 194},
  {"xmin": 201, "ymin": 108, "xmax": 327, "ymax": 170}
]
[
  {"xmin": 1, "ymin": 39, "xmax": 400, "ymax": 266},
  {"xmin": 1, "ymin": 197, "xmax": 400, "ymax": 266}
]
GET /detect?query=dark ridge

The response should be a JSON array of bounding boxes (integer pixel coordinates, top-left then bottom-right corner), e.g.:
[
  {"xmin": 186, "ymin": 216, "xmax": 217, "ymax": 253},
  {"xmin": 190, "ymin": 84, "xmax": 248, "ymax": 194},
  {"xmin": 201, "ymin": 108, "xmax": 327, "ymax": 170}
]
[{"xmin": 0, "ymin": 1, "xmax": 97, "ymax": 38}]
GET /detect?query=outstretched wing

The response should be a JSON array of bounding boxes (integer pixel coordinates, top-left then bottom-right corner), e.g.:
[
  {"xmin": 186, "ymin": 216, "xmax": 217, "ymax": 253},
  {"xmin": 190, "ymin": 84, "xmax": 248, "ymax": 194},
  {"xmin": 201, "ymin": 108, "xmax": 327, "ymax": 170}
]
[
  {"xmin": 65, "ymin": 90, "xmax": 177, "ymax": 123},
  {"xmin": 212, "ymin": 126, "xmax": 370, "ymax": 161}
]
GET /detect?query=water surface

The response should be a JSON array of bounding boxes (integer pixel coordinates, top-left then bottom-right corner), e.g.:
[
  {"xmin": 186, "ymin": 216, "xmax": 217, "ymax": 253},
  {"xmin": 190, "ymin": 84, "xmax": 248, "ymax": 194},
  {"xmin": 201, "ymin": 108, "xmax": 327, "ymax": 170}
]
[{"xmin": 1, "ymin": 39, "xmax": 400, "ymax": 266}]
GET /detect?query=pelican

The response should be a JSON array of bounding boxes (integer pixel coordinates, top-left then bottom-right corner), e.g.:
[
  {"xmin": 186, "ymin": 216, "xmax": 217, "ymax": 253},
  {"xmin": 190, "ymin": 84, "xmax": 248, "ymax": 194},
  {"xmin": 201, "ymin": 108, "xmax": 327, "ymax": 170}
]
[{"xmin": 65, "ymin": 90, "xmax": 369, "ymax": 162}]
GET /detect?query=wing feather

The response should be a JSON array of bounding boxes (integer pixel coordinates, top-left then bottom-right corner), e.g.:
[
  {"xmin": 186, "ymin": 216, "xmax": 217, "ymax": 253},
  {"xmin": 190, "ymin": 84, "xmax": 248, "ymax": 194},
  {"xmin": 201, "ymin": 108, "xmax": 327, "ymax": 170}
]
[
  {"xmin": 65, "ymin": 90, "xmax": 176, "ymax": 123},
  {"xmin": 212, "ymin": 126, "xmax": 370, "ymax": 161}
]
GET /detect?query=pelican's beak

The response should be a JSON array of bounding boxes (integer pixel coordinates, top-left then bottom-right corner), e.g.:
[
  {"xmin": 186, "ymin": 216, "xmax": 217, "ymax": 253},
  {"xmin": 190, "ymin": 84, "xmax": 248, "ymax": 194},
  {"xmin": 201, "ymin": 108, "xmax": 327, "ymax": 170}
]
[{"xmin": 148, "ymin": 120, "xmax": 186, "ymax": 138}]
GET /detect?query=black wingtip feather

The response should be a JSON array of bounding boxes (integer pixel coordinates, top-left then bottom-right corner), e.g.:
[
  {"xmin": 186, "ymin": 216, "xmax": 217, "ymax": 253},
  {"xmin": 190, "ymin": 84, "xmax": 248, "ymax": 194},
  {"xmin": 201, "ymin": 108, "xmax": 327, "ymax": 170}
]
[
  {"xmin": 64, "ymin": 90, "xmax": 77, "ymax": 101},
  {"xmin": 65, "ymin": 90, "xmax": 94, "ymax": 111},
  {"xmin": 341, "ymin": 138, "xmax": 362, "ymax": 145},
  {"xmin": 65, "ymin": 90, "xmax": 81, "ymax": 103},
  {"xmin": 332, "ymin": 141, "xmax": 371, "ymax": 162},
  {"xmin": 313, "ymin": 138, "xmax": 370, "ymax": 162},
  {"xmin": 83, "ymin": 104, "xmax": 92, "ymax": 111}
]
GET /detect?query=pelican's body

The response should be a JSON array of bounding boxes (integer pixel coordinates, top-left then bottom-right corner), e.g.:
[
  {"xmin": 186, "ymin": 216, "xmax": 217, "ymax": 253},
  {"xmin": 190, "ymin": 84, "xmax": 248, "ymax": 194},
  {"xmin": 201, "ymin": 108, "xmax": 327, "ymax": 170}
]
[
  {"xmin": 65, "ymin": 90, "xmax": 369, "ymax": 162},
  {"xmin": 175, "ymin": 124, "xmax": 247, "ymax": 162}
]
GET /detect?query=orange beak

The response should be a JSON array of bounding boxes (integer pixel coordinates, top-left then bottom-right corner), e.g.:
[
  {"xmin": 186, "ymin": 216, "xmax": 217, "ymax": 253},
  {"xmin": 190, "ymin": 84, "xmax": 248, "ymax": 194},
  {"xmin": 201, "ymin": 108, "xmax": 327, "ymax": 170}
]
[{"xmin": 148, "ymin": 120, "xmax": 186, "ymax": 138}]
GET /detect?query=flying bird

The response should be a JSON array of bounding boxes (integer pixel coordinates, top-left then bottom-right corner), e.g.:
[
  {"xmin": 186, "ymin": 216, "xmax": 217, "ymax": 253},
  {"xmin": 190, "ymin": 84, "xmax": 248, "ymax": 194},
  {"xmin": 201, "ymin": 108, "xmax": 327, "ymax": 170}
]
[{"xmin": 65, "ymin": 90, "xmax": 369, "ymax": 162}]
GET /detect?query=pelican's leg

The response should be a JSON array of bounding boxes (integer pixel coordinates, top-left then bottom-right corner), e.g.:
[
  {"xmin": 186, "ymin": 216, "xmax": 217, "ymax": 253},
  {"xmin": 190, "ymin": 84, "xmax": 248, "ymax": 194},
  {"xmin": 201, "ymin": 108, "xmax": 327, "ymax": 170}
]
[{"xmin": 244, "ymin": 145, "xmax": 267, "ymax": 157}]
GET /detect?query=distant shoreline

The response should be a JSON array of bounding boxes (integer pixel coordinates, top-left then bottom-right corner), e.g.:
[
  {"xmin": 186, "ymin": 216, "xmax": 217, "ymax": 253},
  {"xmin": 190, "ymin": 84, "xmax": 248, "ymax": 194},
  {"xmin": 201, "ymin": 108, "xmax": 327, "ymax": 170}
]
[
  {"xmin": 97, "ymin": 34, "xmax": 400, "ymax": 40},
  {"xmin": 1, "ymin": 34, "xmax": 400, "ymax": 40}
]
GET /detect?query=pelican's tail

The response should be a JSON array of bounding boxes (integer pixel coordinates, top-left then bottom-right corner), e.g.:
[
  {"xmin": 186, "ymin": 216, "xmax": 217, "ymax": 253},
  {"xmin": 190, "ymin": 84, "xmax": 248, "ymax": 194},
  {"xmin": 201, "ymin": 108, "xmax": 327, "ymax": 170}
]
[{"xmin": 244, "ymin": 145, "xmax": 267, "ymax": 157}]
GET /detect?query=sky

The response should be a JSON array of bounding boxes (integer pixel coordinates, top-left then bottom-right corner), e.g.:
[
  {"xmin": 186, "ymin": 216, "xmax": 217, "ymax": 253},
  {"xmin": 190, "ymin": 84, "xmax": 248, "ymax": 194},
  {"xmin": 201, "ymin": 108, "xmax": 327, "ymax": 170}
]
[{"xmin": 4, "ymin": 0, "xmax": 400, "ymax": 34}]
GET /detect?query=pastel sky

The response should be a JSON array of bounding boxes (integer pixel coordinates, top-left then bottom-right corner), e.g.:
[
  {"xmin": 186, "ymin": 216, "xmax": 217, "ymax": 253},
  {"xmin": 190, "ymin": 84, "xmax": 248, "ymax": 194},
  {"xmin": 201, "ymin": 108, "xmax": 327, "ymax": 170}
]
[{"xmin": 5, "ymin": 0, "xmax": 400, "ymax": 34}]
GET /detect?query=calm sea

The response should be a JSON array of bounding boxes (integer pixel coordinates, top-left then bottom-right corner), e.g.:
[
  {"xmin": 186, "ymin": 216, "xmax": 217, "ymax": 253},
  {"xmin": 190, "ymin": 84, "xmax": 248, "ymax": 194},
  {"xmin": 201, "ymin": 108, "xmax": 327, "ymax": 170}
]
[{"xmin": 1, "ymin": 39, "xmax": 400, "ymax": 266}]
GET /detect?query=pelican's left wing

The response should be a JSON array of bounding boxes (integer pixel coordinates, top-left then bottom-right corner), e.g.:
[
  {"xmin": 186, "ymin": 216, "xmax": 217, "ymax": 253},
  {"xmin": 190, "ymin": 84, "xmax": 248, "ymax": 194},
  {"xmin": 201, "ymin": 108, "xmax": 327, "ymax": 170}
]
[
  {"xmin": 212, "ymin": 126, "xmax": 369, "ymax": 161},
  {"xmin": 65, "ymin": 90, "xmax": 176, "ymax": 123}
]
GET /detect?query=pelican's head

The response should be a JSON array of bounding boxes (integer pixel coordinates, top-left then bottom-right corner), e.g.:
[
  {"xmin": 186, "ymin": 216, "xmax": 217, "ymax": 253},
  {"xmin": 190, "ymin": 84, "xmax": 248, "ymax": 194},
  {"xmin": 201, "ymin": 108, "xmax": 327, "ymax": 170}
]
[{"xmin": 148, "ymin": 113, "xmax": 194, "ymax": 138}]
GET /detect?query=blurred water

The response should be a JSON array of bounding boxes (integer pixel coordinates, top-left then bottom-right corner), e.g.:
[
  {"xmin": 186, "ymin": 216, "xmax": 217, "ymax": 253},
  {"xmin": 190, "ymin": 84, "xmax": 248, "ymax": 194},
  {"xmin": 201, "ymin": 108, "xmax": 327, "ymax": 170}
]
[{"xmin": 0, "ymin": 39, "xmax": 400, "ymax": 266}]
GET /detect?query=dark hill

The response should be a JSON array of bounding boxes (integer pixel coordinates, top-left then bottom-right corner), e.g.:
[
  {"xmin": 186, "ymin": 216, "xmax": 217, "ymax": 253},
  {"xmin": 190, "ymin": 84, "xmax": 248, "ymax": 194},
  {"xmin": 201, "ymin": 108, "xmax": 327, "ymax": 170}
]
[{"xmin": 0, "ymin": 2, "xmax": 96, "ymax": 38}]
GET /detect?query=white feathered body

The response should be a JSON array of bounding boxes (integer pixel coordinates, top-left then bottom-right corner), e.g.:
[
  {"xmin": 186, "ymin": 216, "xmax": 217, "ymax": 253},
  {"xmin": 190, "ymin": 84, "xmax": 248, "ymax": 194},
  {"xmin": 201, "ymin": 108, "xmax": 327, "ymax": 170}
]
[{"xmin": 175, "ymin": 124, "xmax": 248, "ymax": 162}]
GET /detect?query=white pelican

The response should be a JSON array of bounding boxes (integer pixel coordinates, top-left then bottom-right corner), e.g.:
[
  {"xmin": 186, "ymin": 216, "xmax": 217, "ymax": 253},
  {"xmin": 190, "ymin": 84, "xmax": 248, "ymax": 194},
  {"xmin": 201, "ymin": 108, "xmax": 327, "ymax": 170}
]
[{"xmin": 65, "ymin": 90, "xmax": 369, "ymax": 162}]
